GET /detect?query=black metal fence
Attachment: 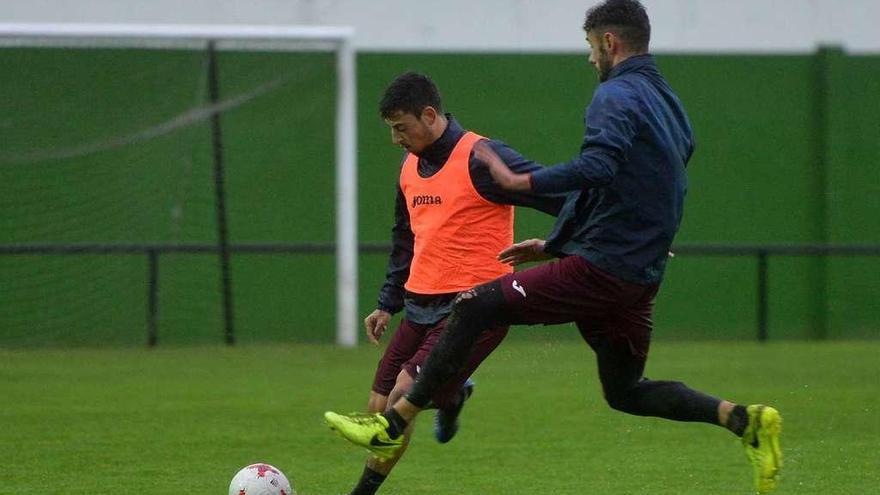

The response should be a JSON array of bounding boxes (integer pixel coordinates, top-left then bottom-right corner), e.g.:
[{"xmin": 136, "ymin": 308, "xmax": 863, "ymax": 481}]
[
  {"xmin": 2, "ymin": 242, "xmax": 879, "ymax": 345},
  {"xmin": 671, "ymin": 244, "xmax": 880, "ymax": 341}
]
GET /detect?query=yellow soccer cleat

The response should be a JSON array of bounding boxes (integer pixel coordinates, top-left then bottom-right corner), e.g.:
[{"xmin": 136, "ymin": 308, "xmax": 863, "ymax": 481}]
[
  {"xmin": 324, "ymin": 411, "xmax": 404, "ymax": 460},
  {"xmin": 741, "ymin": 404, "xmax": 783, "ymax": 494}
]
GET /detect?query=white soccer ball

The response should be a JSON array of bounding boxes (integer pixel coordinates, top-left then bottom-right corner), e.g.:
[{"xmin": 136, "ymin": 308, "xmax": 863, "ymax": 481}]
[{"xmin": 228, "ymin": 463, "xmax": 295, "ymax": 495}]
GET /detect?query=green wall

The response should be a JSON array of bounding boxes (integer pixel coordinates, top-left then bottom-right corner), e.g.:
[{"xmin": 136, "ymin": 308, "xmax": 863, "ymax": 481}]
[
  {"xmin": 825, "ymin": 52, "xmax": 880, "ymax": 338},
  {"xmin": 1, "ymin": 48, "xmax": 877, "ymax": 346}
]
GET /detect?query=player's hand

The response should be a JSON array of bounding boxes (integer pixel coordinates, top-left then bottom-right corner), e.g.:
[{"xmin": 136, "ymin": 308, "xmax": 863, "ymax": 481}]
[
  {"xmin": 473, "ymin": 140, "xmax": 532, "ymax": 192},
  {"xmin": 364, "ymin": 309, "xmax": 392, "ymax": 345},
  {"xmin": 498, "ymin": 239, "xmax": 553, "ymax": 265}
]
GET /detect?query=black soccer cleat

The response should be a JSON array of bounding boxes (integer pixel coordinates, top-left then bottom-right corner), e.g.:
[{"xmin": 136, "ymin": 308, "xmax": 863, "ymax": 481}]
[{"xmin": 433, "ymin": 378, "xmax": 475, "ymax": 443}]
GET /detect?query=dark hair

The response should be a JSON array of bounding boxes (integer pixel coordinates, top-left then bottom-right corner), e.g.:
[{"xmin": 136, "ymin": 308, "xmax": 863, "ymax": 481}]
[
  {"xmin": 379, "ymin": 71, "xmax": 442, "ymax": 119},
  {"xmin": 583, "ymin": 0, "xmax": 651, "ymax": 53}
]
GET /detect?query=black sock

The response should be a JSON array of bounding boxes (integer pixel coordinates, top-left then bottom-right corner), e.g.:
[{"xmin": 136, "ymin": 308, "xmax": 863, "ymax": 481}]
[
  {"xmin": 349, "ymin": 466, "xmax": 386, "ymax": 495},
  {"xmin": 726, "ymin": 404, "xmax": 749, "ymax": 437},
  {"xmin": 382, "ymin": 408, "xmax": 407, "ymax": 439}
]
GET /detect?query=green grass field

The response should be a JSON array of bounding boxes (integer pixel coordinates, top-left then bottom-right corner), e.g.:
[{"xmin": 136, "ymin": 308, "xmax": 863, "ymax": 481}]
[{"xmin": 2, "ymin": 338, "xmax": 878, "ymax": 494}]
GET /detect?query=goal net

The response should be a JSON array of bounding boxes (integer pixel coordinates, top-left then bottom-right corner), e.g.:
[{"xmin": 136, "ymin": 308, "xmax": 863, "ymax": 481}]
[{"xmin": 0, "ymin": 24, "xmax": 358, "ymax": 347}]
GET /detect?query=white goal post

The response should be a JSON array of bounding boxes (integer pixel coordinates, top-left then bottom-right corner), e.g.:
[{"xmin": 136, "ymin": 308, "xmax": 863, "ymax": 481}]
[{"xmin": 0, "ymin": 23, "xmax": 359, "ymax": 347}]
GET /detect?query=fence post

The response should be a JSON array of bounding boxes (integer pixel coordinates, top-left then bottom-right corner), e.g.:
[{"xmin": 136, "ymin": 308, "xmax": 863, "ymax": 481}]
[
  {"xmin": 808, "ymin": 46, "xmax": 839, "ymax": 340},
  {"xmin": 757, "ymin": 250, "xmax": 769, "ymax": 342},
  {"xmin": 207, "ymin": 40, "xmax": 236, "ymax": 346},
  {"xmin": 147, "ymin": 249, "xmax": 159, "ymax": 347}
]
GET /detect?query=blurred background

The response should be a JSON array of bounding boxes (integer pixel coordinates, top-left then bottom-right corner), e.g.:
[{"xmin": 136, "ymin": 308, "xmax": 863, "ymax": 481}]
[{"xmin": 1, "ymin": 0, "xmax": 878, "ymax": 347}]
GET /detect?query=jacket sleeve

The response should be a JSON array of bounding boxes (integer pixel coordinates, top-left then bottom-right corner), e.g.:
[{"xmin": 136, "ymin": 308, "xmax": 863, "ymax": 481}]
[
  {"xmin": 376, "ymin": 183, "xmax": 413, "ymax": 314},
  {"xmin": 469, "ymin": 140, "xmax": 567, "ymax": 216},
  {"xmin": 530, "ymin": 84, "xmax": 639, "ymax": 194}
]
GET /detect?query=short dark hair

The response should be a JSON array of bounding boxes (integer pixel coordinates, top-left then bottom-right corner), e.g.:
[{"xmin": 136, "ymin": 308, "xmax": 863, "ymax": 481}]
[
  {"xmin": 583, "ymin": 0, "xmax": 651, "ymax": 53},
  {"xmin": 379, "ymin": 71, "xmax": 442, "ymax": 119}
]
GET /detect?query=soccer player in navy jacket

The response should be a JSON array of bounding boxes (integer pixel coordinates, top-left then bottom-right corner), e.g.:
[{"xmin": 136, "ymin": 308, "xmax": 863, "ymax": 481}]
[{"xmin": 326, "ymin": 1, "xmax": 782, "ymax": 493}]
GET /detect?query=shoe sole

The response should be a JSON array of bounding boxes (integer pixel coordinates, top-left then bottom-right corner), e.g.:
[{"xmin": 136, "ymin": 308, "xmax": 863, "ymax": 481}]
[
  {"xmin": 755, "ymin": 406, "xmax": 783, "ymax": 493},
  {"xmin": 759, "ymin": 407, "xmax": 783, "ymax": 474}
]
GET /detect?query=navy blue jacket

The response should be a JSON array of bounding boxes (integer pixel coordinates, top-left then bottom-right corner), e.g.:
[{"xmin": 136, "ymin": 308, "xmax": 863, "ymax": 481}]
[
  {"xmin": 378, "ymin": 116, "xmax": 565, "ymax": 324},
  {"xmin": 530, "ymin": 55, "xmax": 695, "ymax": 284}
]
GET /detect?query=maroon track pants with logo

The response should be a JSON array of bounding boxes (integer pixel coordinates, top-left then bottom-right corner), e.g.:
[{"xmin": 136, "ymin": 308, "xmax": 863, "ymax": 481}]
[{"xmin": 497, "ymin": 255, "xmax": 659, "ymax": 360}]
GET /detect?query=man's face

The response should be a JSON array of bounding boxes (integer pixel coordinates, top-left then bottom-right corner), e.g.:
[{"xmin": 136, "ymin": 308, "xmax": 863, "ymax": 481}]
[
  {"xmin": 587, "ymin": 32, "xmax": 613, "ymax": 82},
  {"xmin": 384, "ymin": 109, "xmax": 435, "ymax": 155}
]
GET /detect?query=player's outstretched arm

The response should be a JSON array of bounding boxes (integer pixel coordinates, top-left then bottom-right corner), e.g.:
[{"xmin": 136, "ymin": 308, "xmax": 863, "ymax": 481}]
[
  {"xmin": 473, "ymin": 140, "xmax": 533, "ymax": 192},
  {"xmin": 469, "ymin": 139, "xmax": 566, "ymax": 217},
  {"xmin": 498, "ymin": 239, "xmax": 554, "ymax": 265}
]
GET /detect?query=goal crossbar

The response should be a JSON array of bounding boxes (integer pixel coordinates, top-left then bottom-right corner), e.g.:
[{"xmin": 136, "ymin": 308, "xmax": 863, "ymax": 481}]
[{"xmin": 0, "ymin": 23, "xmax": 353, "ymax": 45}]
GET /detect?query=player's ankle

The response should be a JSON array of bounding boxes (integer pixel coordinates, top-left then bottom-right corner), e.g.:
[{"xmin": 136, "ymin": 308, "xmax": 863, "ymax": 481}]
[
  {"xmin": 382, "ymin": 408, "xmax": 408, "ymax": 438},
  {"xmin": 725, "ymin": 404, "xmax": 748, "ymax": 437}
]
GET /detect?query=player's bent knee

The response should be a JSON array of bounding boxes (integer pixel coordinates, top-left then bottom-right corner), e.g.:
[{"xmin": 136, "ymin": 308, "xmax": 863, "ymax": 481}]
[
  {"xmin": 450, "ymin": 280, "xmax": 506, "ymax": 324},
  {"xmin": 602, "ymin": 385, "xmax": 641, "ymax": 414},
  {"xmin": 603, "ymin": 392, "xmax": 633, "ymax": 413},
  {"xmin": 387, "ymin": 370, "xmax": 414, "ymax": 405}
]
